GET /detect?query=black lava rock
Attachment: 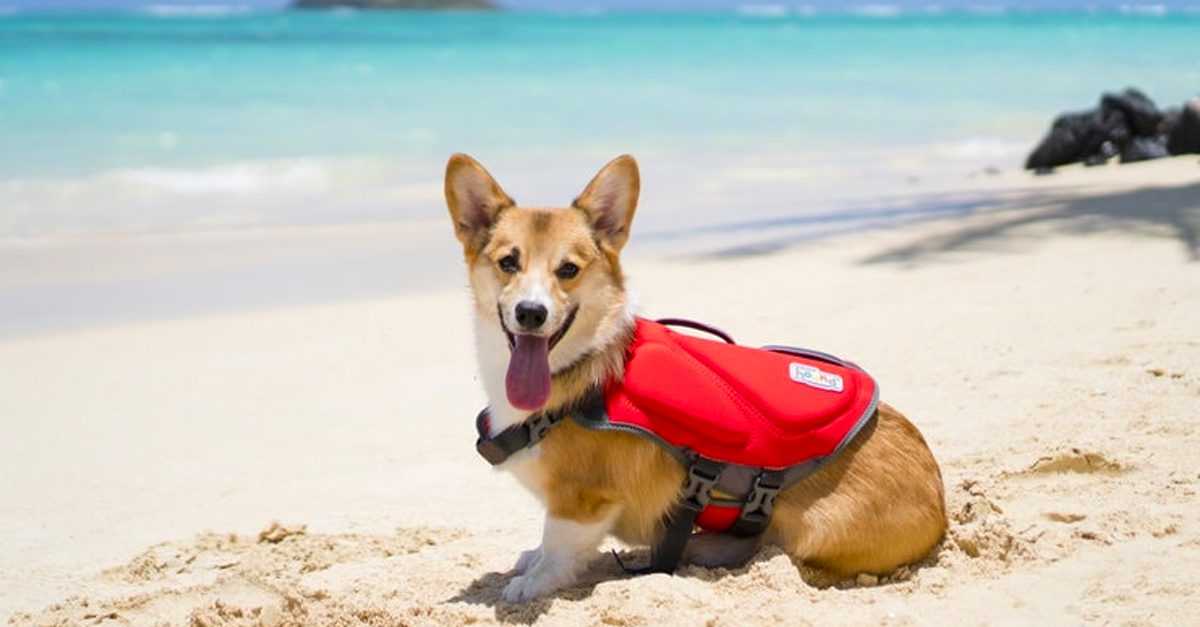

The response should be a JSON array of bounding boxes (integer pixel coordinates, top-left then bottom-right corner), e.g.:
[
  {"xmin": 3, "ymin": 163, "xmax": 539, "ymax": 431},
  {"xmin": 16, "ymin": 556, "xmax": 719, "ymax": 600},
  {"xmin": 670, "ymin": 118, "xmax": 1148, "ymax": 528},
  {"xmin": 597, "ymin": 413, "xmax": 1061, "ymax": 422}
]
[
  {"xmin": 1120, "ymin": 135, "xmax": 1170, "ymax": 163},
  {"xmin": 1025, "ymin": 108, "xmax": 1129, "ymax": 170},
  {"xmin": 1083, "ymin": 140, "xmax": 1119, "ymax": 166},
  {"xmin": 1101, "ymin": 88, "xmax": 1163, "ymax": 137},
  {"xmin": 1167, "ymin": 98, "xmax": 1200, "ymax": 155},
  {"xmin": 1024, "ymin": 88, "xmax": 1197, "ymax": 170},
  {"xmin": 1160, "ymin": 107, "xmax": 1181, "ymax": 136}
]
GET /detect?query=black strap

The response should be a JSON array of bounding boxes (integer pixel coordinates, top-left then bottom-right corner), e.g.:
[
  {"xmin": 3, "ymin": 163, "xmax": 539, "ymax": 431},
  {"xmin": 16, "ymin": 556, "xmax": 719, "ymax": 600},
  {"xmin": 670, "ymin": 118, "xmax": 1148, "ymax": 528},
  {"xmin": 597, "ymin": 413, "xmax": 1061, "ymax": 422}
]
[
  {"xmin": 727, "ymin": 469, "xmax": 785, "ymax": 537},
  {"xmin": 615, "ymin": 456, "xmax": 724, "ymax": 575},
  {"xmin": 474, "ymin": 409, "xmax": 566, "ymax": 466}
]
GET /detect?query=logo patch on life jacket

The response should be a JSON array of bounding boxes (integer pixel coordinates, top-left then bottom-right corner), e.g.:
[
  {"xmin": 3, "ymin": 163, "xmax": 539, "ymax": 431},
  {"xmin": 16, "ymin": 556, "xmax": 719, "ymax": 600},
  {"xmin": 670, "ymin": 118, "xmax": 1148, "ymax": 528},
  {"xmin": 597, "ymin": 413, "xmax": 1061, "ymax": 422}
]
[{"xmin": 789, "ymin": 362, "xmax": 844, "ymax": 392}]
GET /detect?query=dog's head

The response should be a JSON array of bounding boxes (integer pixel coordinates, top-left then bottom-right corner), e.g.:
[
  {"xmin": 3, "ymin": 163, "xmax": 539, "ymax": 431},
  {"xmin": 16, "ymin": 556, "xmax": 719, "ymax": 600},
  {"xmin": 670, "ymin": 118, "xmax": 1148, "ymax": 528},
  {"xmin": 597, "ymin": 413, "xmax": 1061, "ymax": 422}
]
[{"xmin": 444, "ymin": 153, "xmax": 640, "ymax": 412}]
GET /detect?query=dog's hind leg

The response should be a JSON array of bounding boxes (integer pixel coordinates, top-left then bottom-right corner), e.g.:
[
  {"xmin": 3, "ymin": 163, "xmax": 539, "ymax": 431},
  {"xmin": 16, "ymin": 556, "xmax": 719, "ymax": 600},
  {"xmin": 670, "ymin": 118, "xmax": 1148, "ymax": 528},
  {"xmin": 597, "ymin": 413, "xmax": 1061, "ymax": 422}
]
[{"xmin": 682, "ymin": 532, "xmax": 763, "ymax": 569}]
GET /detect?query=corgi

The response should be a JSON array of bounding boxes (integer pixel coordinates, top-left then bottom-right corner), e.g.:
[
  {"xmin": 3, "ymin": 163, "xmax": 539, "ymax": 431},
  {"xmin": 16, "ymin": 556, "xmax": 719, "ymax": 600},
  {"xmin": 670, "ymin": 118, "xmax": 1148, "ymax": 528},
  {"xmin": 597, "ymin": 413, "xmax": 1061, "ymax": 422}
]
[{"xmin": 444, "ymin": 153, "xmax": 947, "ymax": 603}]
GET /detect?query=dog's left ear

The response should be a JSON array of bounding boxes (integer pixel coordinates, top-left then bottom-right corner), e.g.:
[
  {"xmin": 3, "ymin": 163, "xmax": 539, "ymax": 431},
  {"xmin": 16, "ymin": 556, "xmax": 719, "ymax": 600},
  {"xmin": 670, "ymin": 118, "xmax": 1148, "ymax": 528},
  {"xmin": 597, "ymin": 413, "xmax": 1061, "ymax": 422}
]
[
  {"xmin": 445, "ymin": 153, "xmax": 515, "ymax": 255},
  {"xmin": 573, "ymin": 155, "xmax": 640, "ymax": 252}
]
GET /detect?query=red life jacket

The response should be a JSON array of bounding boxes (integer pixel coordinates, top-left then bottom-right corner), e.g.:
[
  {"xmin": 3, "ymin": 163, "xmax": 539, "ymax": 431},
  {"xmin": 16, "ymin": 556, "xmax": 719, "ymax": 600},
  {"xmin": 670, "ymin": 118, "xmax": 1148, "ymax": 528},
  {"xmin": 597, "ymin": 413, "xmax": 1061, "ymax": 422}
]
[{"xmin": 475, "ymin": 317, "xmax": 879, "ymax": 573}]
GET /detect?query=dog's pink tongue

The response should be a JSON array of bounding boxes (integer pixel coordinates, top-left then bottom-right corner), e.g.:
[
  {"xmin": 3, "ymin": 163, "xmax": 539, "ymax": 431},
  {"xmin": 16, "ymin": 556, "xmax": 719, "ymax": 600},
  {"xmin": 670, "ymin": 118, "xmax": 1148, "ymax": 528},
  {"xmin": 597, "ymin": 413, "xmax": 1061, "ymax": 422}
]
[{"xmin": 506, "ymin": 334, "xmax": 551, "ymax": 411}]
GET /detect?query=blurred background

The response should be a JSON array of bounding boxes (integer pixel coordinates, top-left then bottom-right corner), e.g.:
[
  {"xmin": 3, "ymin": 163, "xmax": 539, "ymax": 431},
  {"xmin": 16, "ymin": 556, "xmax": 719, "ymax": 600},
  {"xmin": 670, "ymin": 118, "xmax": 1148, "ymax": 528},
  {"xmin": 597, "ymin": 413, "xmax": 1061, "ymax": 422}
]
[{"xmin": 1, "ymin": 0, "xmax": 1198, "ymax": 335}]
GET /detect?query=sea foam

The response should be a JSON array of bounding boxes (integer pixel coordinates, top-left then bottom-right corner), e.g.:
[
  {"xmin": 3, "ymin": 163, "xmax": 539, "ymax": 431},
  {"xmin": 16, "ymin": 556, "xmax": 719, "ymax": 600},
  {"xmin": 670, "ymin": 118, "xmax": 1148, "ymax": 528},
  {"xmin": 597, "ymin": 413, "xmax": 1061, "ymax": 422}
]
[
  {"xmin": 735, "ymin": 4, "xmax": 789, "ymax": 18},
  {"xmin": 112, "ymin": 161, "xmax": 330, "ymax": 194},
  {"xmin": 0, "ymin": 157, "xmax": 446, "ymax": 238},
  {"xmin": 141, "ymin": 4, "xmax": 253, "ymax": 17},
  {"xmin": 851, "ymin": 4, "xmax": 904, "ymax": 18},
  {"xmin": 1118, "ymin": 4, "xmax": 1169, "ymax": 16}
]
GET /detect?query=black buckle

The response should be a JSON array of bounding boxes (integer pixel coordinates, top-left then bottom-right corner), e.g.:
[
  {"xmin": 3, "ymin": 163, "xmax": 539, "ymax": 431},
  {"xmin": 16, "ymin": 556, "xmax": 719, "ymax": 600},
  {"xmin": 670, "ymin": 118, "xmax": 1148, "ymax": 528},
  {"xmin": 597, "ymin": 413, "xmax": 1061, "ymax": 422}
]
[
  {"xmin": 680, "ymin": 458, "xmax": 722, "ymax": 512},
  {"xmin": 474, "ymin": 411, "xmax": 566, "ymax": 467},
  {"xmin": 739, "ymin": 470, "xmax": 784, "ymax": 527},
  {"xmin": 526, "ymin": 413, "xmax": 555, "ymax": 443}
]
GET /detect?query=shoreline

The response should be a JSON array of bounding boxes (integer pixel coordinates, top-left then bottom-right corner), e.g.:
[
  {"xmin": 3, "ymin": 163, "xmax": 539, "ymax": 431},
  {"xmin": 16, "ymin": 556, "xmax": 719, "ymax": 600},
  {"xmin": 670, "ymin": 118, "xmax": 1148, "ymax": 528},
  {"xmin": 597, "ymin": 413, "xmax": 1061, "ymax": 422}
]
[{"xmin": 4, "ymin": 156, "xmax": 1196, "ymax": 339}]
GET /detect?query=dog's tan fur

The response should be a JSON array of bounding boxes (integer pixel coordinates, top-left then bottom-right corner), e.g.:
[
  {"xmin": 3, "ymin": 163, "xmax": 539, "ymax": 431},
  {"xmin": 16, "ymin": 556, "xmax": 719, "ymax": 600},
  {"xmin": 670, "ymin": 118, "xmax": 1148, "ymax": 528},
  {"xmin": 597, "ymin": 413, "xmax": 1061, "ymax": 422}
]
[{"xmin": 445, "ymin": 153, "xmax": 946, "ymax": 602}]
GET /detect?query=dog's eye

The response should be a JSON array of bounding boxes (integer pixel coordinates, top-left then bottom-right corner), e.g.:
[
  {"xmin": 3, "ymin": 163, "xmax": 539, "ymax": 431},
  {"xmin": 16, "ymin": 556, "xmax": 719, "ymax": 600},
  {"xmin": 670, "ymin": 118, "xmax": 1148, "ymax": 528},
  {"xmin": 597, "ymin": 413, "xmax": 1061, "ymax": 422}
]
[
  {"xmin": 498, "ymin": 253, "xmax": 519, "ymax": 274},
  {"xmin": 555, "ymin": 262, "xmax": 580, "ymax": 280}
]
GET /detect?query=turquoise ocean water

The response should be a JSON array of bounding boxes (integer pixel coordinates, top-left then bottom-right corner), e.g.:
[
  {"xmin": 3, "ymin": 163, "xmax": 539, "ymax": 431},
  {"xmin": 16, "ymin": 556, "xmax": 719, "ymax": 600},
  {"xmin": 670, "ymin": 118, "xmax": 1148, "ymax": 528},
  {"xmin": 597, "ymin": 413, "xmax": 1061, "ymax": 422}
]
[
  {"xmin": 0, "ymin": 8, "xmax": 1197, "ymax": 236},
  {"xmin": 0, "ymin": 8, "xmax": 1197, "ymax": 333}
]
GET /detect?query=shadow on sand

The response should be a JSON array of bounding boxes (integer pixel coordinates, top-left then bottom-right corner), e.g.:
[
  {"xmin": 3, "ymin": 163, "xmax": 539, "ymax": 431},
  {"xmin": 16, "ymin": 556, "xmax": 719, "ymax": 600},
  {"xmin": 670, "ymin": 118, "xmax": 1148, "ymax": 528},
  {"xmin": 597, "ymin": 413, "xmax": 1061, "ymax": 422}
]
[
  {"xmin": 447, "ymin": 561, "xmax": 618, "ymax": 624},
  {"xmin": 861, "ymin": 180, "xmax": 1200, "ymax": 265},
  {"xmin": 675, "ymin": 179, "xmax": 1200, "ymax": 264}
]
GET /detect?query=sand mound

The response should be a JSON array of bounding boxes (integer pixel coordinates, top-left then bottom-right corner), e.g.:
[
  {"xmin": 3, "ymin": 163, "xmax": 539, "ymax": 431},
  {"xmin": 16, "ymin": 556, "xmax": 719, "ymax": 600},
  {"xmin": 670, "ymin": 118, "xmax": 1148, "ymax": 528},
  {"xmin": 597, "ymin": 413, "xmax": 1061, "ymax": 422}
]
[
  {"xmin": 942, "ymin": 479, "xmax": 1033, "ymax": 566},
  {"xmin": 10, "ymin": 523, "xmax": 471, "ymax": 627},
  {"xmin": 1022, "ymin": 448, "xmax": 1127, "ymax": 475}
]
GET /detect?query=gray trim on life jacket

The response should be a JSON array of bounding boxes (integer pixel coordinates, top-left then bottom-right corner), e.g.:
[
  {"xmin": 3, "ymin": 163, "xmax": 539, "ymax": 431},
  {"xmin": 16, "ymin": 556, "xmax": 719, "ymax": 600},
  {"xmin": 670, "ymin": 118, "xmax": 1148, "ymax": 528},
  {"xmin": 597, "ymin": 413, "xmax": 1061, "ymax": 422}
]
[{"xmin": 569, "ymin": 379, "xmax": 881, "ymax": 513}]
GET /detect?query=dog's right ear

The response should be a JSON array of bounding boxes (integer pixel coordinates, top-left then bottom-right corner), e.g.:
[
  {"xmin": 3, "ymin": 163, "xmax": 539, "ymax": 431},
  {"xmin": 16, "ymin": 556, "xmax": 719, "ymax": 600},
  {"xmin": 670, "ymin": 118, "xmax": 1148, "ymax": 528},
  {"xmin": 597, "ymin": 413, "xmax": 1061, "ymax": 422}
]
[{"xmin": 445, "ymin": 153, "xmax": 515, "ymax": 256}]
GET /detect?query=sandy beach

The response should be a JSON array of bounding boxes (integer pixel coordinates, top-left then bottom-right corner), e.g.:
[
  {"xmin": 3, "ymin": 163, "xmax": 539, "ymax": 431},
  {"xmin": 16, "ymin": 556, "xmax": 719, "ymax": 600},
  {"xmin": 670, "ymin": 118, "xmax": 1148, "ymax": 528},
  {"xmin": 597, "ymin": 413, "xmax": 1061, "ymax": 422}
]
[{"xmin": 3, "ymin": 157, "xmax": 1199, "ymax": 625}]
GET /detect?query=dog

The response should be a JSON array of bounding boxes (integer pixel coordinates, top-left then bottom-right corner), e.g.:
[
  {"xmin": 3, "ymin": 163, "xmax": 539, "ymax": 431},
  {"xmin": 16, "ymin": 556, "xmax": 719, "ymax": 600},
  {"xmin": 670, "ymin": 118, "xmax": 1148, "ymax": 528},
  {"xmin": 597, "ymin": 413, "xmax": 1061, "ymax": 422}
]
[{"xmin": 444, "ymin": 153, "xmax": 947, "ymax": 603}]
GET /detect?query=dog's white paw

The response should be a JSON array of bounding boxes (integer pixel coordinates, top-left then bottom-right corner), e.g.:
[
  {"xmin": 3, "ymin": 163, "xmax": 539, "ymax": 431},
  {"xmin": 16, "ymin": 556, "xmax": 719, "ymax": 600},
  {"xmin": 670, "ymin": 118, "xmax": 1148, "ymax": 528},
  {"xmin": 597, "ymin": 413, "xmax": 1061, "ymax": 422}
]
[
  {"xmin": 501, "ymin": 556, "xmax": 576, "ymax": 603},
  {"xmin": 513, "ymin": 547, "xmax": 542, "ymax": 574}
]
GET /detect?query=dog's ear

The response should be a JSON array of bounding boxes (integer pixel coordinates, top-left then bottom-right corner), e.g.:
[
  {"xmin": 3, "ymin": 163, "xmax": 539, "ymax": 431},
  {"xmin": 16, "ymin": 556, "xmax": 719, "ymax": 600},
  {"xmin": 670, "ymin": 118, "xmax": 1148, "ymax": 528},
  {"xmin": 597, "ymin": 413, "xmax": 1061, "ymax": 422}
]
[
  {"xmin": 445, "ymin": 153, "xmax": 515, "ymax": 255},
  {"xmin": 573, "ymin": 155, "xmax": 640, "ymax": 252}
]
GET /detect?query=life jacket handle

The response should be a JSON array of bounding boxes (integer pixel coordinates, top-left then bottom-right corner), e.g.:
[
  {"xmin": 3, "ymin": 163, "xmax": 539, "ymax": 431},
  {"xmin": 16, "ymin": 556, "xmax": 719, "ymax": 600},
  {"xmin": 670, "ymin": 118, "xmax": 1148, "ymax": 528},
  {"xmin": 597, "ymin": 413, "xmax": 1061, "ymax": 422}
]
[
  {"xmin": 763, "ymin": 345, "xmax": 862, "ymax": 371},
  {"xmin": 652, "ymin": 320, "xmax": 858, "ymax": 372},
  {"xmin": 655, "ymin": 318, "xmax": 736, "ymax": 345}
]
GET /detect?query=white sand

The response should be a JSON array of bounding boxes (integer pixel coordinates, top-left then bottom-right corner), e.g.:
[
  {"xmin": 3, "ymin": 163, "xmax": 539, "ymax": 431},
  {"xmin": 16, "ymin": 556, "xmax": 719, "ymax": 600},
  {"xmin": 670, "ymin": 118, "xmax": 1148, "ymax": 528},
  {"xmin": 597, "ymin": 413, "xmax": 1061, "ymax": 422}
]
[{"xmin": 3, "ymin": 158, "xmax": 1199, "ymax": 625}]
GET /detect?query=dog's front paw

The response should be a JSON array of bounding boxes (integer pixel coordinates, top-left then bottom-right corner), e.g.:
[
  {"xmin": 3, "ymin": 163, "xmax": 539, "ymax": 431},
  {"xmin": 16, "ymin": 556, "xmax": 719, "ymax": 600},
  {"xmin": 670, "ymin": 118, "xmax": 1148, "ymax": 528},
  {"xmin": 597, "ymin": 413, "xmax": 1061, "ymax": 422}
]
[
  {"xmin": 501, "ymin": 557, "xmax": 576, "ymax": 603},
  {"xmin": 513, "ymin": 546, "xmax": 542, "ymax": 574}
]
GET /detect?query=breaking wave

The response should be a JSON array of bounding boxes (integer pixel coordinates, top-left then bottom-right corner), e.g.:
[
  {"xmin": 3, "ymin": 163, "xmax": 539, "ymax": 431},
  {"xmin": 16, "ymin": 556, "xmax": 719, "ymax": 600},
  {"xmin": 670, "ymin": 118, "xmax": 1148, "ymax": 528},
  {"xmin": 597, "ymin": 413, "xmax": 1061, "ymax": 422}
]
[{"xmin": 140, "ymin": 4, "xmax": 255, "ymax": 17}]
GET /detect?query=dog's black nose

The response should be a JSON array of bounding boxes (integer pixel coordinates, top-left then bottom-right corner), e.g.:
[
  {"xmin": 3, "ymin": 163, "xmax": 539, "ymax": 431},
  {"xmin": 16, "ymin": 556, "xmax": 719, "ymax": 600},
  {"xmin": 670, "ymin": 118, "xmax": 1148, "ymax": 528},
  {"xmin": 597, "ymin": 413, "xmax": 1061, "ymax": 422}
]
[{"xmin": 514, "ymin": 302, "xmax": 548, "ymax": 331}]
